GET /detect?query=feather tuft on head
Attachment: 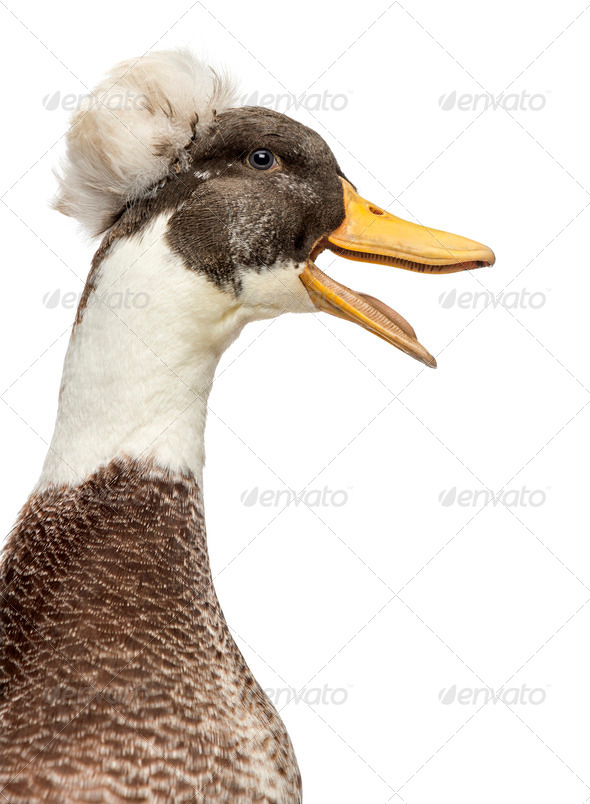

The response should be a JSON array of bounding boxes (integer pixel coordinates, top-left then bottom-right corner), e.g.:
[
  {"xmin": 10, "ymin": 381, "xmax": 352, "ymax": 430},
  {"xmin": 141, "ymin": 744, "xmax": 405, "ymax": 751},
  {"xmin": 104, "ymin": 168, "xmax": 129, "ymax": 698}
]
[{"xmin": 53, "ymin": 49, "xmax": 238, "ymax": 236}]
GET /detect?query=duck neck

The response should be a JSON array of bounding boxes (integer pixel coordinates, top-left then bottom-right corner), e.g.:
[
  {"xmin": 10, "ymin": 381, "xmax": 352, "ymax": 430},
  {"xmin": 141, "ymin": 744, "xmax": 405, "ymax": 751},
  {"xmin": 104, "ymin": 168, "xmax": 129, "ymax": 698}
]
[{"xmin": 39, "ymin": 214, "xmax": 246, "ymax": 493}]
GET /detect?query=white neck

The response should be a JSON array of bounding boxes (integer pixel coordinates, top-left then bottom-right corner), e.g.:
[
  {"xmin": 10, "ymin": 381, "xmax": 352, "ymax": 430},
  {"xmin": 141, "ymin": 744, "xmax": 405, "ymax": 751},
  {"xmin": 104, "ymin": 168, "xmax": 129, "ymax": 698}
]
[
  {"xmin": 39, "ymin": 215, "xmax": 241, "ymax": 490},
  {"xmin": 39, "ymin": 214, "xmax": 311, "ymax": 491}
]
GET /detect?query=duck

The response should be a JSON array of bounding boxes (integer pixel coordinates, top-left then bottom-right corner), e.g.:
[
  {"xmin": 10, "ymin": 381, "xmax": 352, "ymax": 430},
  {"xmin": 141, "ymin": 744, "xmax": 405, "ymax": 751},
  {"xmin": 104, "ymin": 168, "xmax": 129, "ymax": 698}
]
[{"xmin": 0, "ymin": 50, "xmax": 494, "ymax": 803}]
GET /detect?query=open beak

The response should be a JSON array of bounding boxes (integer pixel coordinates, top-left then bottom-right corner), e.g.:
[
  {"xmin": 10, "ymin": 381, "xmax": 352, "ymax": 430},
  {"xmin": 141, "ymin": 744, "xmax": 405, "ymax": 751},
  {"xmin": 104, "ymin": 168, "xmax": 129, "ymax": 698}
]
[{"xmin": 300, "ymin": 178, "xmax": 495, "ymax": 367}]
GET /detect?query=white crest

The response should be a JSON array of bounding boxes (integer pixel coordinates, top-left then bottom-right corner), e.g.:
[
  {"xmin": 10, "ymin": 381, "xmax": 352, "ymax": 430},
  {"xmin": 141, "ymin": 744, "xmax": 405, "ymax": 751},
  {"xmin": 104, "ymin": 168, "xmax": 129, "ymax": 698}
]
[{"xmin": 53, "ymin": 49, "xmax": 238, "ymax": 236}]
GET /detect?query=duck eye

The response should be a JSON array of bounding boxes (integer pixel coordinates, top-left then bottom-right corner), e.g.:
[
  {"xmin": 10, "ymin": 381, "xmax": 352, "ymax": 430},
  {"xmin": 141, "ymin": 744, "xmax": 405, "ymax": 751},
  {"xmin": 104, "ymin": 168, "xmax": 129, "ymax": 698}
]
[{"xmin": 248, "ymin": 149, "xmax": 276, "ymax": 171}]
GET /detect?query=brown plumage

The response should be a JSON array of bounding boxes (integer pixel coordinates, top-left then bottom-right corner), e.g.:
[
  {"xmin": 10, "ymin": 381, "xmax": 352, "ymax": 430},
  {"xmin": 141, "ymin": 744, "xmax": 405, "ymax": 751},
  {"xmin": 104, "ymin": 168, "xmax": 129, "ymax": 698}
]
[{"xmin": 0, "ymin": 459, "xmax": 300, "ymax": 802}]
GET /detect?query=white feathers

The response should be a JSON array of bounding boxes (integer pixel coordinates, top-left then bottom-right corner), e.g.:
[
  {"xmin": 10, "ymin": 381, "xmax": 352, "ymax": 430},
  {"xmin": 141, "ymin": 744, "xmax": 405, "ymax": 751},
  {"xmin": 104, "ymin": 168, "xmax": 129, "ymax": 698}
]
[
  {"xmin": 38, "ymin": 213, "xmax": 308, "ymax": 489},
  {"xmin": 39, "ymin": 214, "xmax": 238, "ymax": 488},
  {"xmin": 53, "ymin": 49, "xmax": 238, "ymax": 236}
]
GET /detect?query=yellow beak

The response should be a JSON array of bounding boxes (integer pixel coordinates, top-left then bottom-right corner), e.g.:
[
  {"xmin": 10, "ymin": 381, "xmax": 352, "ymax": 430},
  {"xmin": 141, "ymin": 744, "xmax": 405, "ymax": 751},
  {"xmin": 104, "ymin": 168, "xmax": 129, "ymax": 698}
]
[{"xmin": 300, "ymin": 178, "xmax": 495, "ymax": 367}]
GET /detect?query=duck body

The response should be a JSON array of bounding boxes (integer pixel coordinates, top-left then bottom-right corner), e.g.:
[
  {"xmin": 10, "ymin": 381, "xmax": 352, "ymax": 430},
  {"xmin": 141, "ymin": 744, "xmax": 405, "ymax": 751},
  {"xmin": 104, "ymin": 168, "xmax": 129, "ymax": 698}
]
[{"xmin": 0, "ymin": 460, "xmax": 300, "ymax": 803}]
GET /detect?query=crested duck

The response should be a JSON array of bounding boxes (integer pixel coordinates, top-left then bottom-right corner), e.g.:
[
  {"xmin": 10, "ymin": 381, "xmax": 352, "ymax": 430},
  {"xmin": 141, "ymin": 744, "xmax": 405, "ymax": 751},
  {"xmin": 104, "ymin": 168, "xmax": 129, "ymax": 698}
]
[{"xmin": 0, "ymin": 50, "xmax": 494, "ymax": 803}]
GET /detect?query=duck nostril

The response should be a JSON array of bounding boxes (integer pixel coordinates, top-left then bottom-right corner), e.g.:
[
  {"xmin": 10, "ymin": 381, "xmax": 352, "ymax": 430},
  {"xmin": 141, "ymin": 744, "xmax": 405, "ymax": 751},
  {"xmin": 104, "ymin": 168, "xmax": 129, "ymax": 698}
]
[{"xmin": 369, "ymin": 205, "xmax": 384, "ymax": 216}]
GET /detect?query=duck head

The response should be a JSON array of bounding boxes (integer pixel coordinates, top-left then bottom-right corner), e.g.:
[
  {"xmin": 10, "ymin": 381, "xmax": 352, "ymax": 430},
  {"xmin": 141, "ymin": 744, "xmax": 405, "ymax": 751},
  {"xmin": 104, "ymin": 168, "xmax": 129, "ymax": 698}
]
[
  {"xmin": 55, "ymin": 51, "xmax": 494, "ymax": 368},
  {"xmin": 158, "ymin": 106, "xmax": 494, "ymax": 367}
]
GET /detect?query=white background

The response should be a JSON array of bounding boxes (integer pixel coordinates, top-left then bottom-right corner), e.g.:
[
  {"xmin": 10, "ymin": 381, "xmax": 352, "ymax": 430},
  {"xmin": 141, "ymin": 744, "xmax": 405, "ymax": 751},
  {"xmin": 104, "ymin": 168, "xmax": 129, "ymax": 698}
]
[{"xmin": 0, "ymin": 1, "xmax": 588, "ymax": 802}]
